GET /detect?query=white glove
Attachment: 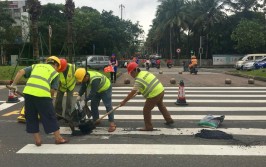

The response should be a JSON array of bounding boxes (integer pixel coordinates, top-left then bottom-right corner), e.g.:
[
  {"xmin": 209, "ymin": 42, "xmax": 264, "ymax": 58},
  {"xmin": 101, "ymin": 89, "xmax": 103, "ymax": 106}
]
[
  {"xmin": 10, "ymin": 84, "xmax": 17, "ymax": 91},
  {"xmin": 76, "ymin": 96, "xmax": 82, "ymax": 101}
]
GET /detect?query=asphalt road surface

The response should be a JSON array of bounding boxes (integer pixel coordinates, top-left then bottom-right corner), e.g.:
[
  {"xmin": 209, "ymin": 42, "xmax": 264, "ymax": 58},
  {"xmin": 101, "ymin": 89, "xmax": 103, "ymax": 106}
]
[{"xmin": 0, "ymin": 67, "xmax": 266, "ymax": 167}]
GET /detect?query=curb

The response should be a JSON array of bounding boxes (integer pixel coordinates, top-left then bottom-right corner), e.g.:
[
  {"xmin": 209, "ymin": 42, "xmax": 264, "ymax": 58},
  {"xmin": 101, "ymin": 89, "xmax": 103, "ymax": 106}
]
[{"xmin": 224, "ymin": 71, "xmax": 266, "ymax": 82}]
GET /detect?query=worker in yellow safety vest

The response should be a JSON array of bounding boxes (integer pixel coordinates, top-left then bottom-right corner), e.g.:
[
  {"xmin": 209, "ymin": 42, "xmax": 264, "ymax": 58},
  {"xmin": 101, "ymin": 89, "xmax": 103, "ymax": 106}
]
[
  {"xmin": 74, "ymin": 68, "xmax": 116, "ymax": 132},
  {"xmin": 120, "ymin": 62, "xmax": 174, "ymax": 131},
  {"xmin": 54, "ymin": 58, "xmax": 76, "ymax": 120},
  {"xmin": 9, "ymin": 56, "xmax": 68, "ymax": 146}
]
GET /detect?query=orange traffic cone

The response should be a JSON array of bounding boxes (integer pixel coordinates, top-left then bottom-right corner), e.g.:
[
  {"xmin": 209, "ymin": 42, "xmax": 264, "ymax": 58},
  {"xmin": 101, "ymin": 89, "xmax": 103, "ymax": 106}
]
[
  {"xmin": 175, "ymin": 80, "xmax": 188, "ymax": 105},
  {"xmin": 6, "ymin": 89, "xmax": 20, "ymax": 103}
]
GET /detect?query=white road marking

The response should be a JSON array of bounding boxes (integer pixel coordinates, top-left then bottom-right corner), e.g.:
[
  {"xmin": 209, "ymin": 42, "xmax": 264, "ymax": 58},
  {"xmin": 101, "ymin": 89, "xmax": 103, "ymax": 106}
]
[
  {"xmin": 97, "ymin": 115, "xmax": 266, "ymax": 120},
  {"xmin": 112, "ymin": 87, "xmax": 266, "ymax": 90},
  {"xmin": 0, "ymin": 97, "xmax": 24, "ymax": 111},
  {"xmin": 111, "ymin": 99, "xmax": 266, "ymax": 103},
  {"xmin": 97, "ymin": 106, "xmax": 266, "ymax": 112},
  {"xmin": 17, "ymin": 144, "xmax": 266, "ymax": 156},
  {"xmin": 112, "ymin": 94, "xmax": 266, "ymax": 97},
  {"xmin": 112, "ymin": 90, "xmax": 266, "ymax": 93},
  {"xmin": 59, "ymin": 127, "xmax": 266, "ymax": 136}
]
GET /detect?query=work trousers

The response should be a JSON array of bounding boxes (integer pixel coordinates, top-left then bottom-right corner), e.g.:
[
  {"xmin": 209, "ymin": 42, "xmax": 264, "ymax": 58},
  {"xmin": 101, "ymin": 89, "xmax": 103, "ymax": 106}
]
[
  {"xmin": 143, "ymin": 91, "xmax": 173, "ymax": 129},
  {"xmin": 24, "ymin": 94, "xmax": 59, "ymax": 134},
  {"xmin": 55, "ymin": 89, "xmax": 74, "ymax": 119},
  {"xmin": 90, "ymin": 86, "xmax": 114, "ymax": 122}
]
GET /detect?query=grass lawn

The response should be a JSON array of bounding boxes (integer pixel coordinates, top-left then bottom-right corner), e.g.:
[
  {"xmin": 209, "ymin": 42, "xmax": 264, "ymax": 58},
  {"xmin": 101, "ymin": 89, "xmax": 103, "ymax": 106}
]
[{"xmin": 230, "ymin": 69, "xmax": 266, "ymax": 78}]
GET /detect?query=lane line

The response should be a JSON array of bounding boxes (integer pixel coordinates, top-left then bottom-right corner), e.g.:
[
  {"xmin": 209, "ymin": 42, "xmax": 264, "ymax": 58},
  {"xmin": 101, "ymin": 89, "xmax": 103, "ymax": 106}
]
[
  {"xmin": 112, "ymin": 94, "xmax": 266, "ymax": 97},
  {"xmin": 112, "ymin": 87, "xmax": 266, "ymax": 90},
  {"xmin": 59, "ymin": 127, "xmax": 266, "ymax": 136},
  {"xmin": 97, "ymin": 106, "xmax": 266, "ymax": 112},
  {"xmin": 98, "ymin": 115, "xmax": 266, "ymax": 120},
  {"xmin": 0, "ymin": 97, "xmax": 24, "ymax": 111},
  {"xmin": 112, "ymin": 90, "xmax": 266, "ymax": 93},
  {"xmin": 111, "ymin": 99, "xmax": 266, "ymax": 103},
  {"xmin": 17, "ymin": 144, "xmax": 266, "ymax": 156}
]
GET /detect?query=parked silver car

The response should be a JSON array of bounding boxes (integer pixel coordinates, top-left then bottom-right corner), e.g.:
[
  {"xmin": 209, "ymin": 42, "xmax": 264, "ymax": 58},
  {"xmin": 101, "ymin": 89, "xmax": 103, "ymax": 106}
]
[
  {"xmin": 81, "ymin": 55, "xmax": 110, "ymax": 70},
  {"xmin": 242, "ymin": 57, "xmax": 266, "ymax": 70}
]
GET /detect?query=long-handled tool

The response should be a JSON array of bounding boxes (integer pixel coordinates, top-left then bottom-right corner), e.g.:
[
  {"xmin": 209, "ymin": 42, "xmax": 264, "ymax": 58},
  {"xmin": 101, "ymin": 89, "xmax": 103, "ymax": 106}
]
[
  {"xmin": 94, "ymin": 104, "xmax": 121, "ymax": 124},
  {"xmin": 94, "ymin": 92, "xmax": 138, "ymax": 124}
]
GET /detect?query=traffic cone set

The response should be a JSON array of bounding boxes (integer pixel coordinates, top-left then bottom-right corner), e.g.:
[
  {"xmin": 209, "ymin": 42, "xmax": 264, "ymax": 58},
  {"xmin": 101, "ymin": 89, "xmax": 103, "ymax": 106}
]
[
  {"xmin": 6, "ymin": 89, "xmax": 20, "ymax": 103},
  {"xmin": 175, "ymin": 80, "xmax": 188, "ymax": 105}
]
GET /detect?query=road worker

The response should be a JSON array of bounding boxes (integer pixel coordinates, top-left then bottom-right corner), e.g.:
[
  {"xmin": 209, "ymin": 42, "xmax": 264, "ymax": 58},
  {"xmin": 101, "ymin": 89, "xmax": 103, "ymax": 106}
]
[
  {"xmin": 120, "ymin": 62, "xmax": 174, "ymax": 131},
  {"xmin": 54, "ymin": 58, "xmax": 76, "ymax": 121},
  {"xmin": 74, "ymin": 68, "xmax": 116, "ymax": 132},
  {"xmin": 9, "ymin": 56, "xmax": 68, "ymax": 146}
]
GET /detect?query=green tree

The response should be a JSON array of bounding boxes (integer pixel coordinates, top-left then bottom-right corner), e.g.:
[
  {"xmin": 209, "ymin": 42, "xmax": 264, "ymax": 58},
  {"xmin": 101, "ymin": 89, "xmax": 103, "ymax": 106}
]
[{"xmin": 231, "ymin": 19, "xmax": 266, "ymax": 53}]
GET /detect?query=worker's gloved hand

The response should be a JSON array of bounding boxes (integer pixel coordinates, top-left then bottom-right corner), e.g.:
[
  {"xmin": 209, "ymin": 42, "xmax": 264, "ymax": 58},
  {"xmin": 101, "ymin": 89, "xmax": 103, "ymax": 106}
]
[
  {"xmin": 76, "ymin": 96, "xmax": 82, "ymax": 101},
  {"xmin": 10, "ymin": 84, "xmax": 17, "ymax": 91}
]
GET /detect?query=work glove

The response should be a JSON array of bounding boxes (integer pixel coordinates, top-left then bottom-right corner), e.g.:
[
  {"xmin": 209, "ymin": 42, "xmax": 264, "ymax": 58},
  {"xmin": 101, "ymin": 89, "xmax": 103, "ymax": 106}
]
[
  {"xmin": 76, "ymin": 96, "xmax": 82, "ymax": 101},
  {"xmin": 10, "ymin": 84, "xmax": 17, "ymax": 92}
]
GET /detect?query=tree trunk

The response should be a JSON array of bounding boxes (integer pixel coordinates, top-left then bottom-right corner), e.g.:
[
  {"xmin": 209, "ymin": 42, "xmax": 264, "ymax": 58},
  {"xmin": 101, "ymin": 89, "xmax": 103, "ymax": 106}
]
[{"xmin": 32, "ymin": 21, "xmax": 39, "ymax": 60}]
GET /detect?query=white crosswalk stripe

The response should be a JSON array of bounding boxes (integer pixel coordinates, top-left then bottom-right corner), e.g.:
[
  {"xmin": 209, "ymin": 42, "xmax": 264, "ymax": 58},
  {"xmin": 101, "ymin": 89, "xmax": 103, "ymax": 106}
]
[{"xmin": 17, "ymin": 87, "xmax": 266, "ymax": 156}]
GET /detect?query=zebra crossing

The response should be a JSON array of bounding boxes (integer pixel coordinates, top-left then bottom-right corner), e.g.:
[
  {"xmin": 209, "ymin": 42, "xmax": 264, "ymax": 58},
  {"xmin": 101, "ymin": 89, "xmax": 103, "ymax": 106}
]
[{"xmin": 17, "ymin": 86, "xmax": 266, "ymax": 156}]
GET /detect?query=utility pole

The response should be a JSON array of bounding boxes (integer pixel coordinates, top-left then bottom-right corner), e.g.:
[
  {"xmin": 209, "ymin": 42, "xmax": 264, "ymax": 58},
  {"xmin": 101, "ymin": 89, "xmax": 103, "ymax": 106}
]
[{"xmin": 119, "ymin": 4, "xmax": 125, "ymax": 20}]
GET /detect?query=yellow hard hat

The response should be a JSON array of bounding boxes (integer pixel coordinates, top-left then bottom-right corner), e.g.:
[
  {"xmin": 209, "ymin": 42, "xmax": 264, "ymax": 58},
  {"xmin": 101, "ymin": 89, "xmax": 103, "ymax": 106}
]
[
  {"xmin": 74, "ymin": 68, "xmax": 86, "ymax": 82},
  {"xmin": 191, "ymin": 55, "xmax": 196, "ymax": 59},
  {"xmin": 46, "ymin": 56, "xmax": 61, "ymax": 69}
]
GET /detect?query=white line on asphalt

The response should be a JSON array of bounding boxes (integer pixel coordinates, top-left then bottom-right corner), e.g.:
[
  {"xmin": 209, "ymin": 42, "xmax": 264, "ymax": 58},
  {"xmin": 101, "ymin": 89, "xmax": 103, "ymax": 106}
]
[
  {"xmin": 17, "ymin": 144, "xmax": 266, "ymax": 156},
  {"xmin": 97, "ymin": 106, "xmax": 266, "ymax": 112},
  {"xmin": 112, "ymin": 94, "xmax": 266, "ymax": 97},
  {"xmin": 59, "ymin": 127, "xmax": 266, "ymax": 136},
  {"xmin": 113, "ymin": 90, "xmax": 266, "ymax": 93},
  {"xmin": 112, "ymin": 87, "xmax": 266, "ymax": 90},
  {"xmin": 97, "ymin": 115, "xmax": 266, "ymax": 120},
  {"xmin": 0, "ymin": 97, "xmax": 24, "ymax": 111},
  {"xmin": 111, "ymin": 99, "xmax": 266, "ymax": 103}
]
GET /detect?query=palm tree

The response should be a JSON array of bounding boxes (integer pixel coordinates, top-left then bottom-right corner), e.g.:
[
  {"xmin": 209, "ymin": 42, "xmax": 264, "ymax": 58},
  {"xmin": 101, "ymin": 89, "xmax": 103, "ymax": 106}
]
[
  {"xmin": 64, "ymin": 0, "xmax": 75, "ymax": 63},
  {"xmin": 27, "ymin": 0, "xmax": 41, "ymax": 62},
  {"xmin": 192, "ymin": 0, "xmax": 227, "ymax": 58},
  {"xmin": 156, "ymin": 0, "xmax": 188, "ymax": 59}
]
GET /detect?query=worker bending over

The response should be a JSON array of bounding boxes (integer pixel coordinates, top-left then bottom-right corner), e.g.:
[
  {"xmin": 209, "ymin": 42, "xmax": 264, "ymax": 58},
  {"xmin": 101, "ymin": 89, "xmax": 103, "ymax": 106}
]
[
  {"xmin": 74, "ymin": 68, "xmax": 116, "ymax": 132},
  {"xmin": 120, "ymin": 62, "xmax": 174, "ymax": 131}
]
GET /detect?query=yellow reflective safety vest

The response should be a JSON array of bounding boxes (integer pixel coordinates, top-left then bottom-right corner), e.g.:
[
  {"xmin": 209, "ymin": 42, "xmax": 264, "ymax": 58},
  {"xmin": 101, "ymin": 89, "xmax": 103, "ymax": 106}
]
[
  {"xmin": 135, "ymin": 71, "xmax": 164, "ymax": 98},
  {"xmin": 88, "ymin": 71, "xmax": 110, "ymax": 92},
  {"xmin": 59, "ymin": 63, "xmax": 76, "ymax": 92},
  {"xmin": 23, "ymin": 64, "xmax": 59, "ymax": 98}
]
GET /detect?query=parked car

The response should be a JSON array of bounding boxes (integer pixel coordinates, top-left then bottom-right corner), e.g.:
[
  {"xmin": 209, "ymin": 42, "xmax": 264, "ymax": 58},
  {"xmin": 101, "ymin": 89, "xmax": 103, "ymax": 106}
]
[
  {"xmin": 235, "ymin": 53, "xmax": 266, "ymax": 70},
  {"xmin": 81, "ymin": 55, "xmax": 110, "ymax": 70},
  {"xmin": 254, "ymin": 57, "xmax": 266, "ymax": 69},
  {"xmin": 242, "ymin": 61, "xmax": 255, "ymax": 70}
]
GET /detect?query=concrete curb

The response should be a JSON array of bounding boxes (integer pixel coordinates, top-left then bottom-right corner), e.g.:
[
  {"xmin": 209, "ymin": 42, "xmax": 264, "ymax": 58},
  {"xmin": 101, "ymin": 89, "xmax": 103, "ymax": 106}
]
[{"xmin": 224, "ymin": 71, "xmax": 266, "ymax": 82}]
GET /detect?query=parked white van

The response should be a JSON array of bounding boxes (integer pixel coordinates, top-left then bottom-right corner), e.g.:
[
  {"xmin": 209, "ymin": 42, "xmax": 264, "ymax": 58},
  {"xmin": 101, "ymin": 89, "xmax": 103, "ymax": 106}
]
[
  {"xmin": 235, "ymin": 54, "xmax": 266, "ymax": 70},
  {"xmin": 81, "ymin": 55, "xmax": 110, "ymax": 70}
]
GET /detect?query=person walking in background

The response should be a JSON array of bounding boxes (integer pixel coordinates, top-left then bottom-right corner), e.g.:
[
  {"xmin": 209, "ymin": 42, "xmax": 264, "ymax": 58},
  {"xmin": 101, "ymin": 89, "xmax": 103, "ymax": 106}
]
[
  {"xmin": 54, "ymin": 58, "xmax": 76, "ymax": 120},
  {"xmin": 74, "ymin": 68, "xmax": 116, "ymax": 132},
  {"xmin": 109, "ymin": 53, "xmax": 118, "ymax": 83},
  {"xmin": 120, "ymin": 62, "xmax": 174, "ymax": 131},
  {"xmin": 9, "ymin": 56, "xmax": 68, "ymax": 146}
]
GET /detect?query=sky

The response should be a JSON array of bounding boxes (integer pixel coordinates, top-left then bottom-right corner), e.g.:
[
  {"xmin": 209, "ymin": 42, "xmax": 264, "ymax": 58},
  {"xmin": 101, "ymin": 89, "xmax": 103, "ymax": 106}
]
[{"xmin": 40, "ymin": 0, "xmax": 161, "ymax": 37}]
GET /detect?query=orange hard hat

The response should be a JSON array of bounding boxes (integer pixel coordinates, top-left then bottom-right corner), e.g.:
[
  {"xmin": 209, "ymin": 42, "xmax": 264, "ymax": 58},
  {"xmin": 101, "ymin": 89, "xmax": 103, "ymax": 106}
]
[
  {"xmin": 127, "ymin": 62, "xmax": 138, "ymax": 74},
  {"xmin": 58, "ymin": 58, "xmax": 68, "ymax": 72}
]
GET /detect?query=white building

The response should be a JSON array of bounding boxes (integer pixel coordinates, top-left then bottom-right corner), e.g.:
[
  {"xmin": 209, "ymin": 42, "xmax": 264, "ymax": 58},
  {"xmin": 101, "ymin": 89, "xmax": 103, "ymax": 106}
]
[{"xmin": 0, "ymin": 0, "xmax": 30, "ymax": 42}]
